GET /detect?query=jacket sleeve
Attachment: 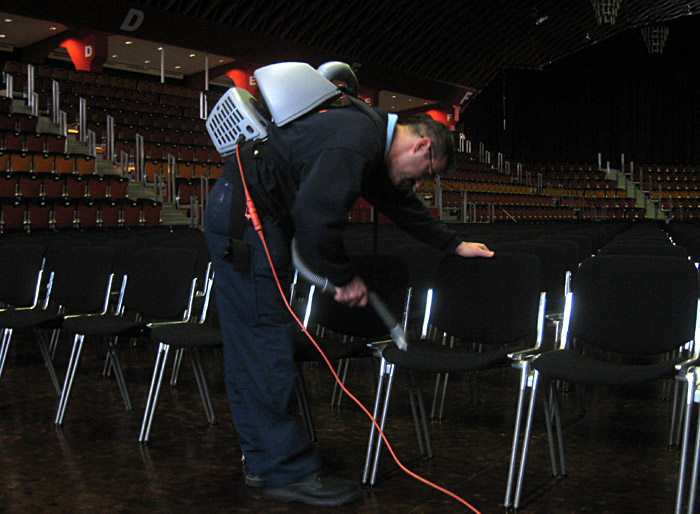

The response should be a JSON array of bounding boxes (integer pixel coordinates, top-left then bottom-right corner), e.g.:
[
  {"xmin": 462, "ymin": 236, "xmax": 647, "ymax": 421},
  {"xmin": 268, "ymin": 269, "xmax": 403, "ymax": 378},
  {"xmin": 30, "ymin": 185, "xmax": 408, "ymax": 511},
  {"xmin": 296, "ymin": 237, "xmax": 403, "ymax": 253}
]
[
  {"xmin": 362, "ymin": 172, "xmax": 462, "ymax": 254},
  {"xmin": 291, "ymin": 148, "xmax": 368, "ymax": 287}
]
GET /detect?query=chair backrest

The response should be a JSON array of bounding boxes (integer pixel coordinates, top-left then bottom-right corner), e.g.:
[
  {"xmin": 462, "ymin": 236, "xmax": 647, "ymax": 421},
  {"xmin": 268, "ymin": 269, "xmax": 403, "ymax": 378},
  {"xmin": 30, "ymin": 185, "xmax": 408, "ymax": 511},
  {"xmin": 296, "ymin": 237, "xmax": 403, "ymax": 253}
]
[
  {"xmin": 0, "ymin": 243, "xmax": 45, "ymax": 307},
  {"xmin": 598, "ymin": 243, "xmax": 689, "ymax": 258},
  {"xmin": 48, "ymin": 245, "xmax": 115, "ymax": 314},
  {"xmin": 430, "ymin": 252, "xmax": 543, "ymax": 344},
  {"xmin": 159, "ymin": 232, "xmax": 211, "ymax": 290},
  {"xmin": 538, "ymin": 234, "xmax": 590, "ymax": 265},
  {"xmin": 492, "ymin": 240, "xmax": 568, "ymax": 313},
  {"xmin": 121, "ymin": 247, "xmax": 198, "ymax": 320},
  {"xmin": 306, "ymin": 254, "xmax": 410, "ymax": 339},
  {"xmin": 568, "ymin": 255, "xmax": 698, "ymax": 354}
]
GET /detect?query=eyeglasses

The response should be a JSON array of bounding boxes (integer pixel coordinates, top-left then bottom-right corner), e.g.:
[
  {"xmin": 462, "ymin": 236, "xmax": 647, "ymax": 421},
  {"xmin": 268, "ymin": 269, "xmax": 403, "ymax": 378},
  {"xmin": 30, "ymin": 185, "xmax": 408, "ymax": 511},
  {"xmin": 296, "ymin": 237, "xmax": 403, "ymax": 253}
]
[
  {"xmin": 422, "ymin": 135, "xmax": 436, "ymax": 181},
  {"xmin": 427, "ymin": 145, "xmax": 435, "ymax": 180}
]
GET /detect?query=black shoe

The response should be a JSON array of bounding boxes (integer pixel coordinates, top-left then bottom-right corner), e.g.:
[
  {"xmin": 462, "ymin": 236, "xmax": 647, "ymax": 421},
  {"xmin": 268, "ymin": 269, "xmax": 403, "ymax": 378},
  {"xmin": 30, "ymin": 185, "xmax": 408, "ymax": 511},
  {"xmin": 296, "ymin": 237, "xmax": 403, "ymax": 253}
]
[
  {"xmin": 244, "ymin": 473, "xmax": 266, "ymax": 488},
  {"xmin": 263, "ymin": 471, "xmax": 361, "ymax": 507}
]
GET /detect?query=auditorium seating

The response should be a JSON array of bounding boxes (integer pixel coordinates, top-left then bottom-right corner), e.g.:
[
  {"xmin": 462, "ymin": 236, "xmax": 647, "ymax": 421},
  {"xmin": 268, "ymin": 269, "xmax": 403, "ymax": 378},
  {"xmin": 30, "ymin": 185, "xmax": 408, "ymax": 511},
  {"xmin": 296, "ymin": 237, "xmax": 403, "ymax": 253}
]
[
  {"xmin": 3, "ymin": 58, "xmax": 697, "ymax": 231},
  {"xmin": 2, "ymin": 59, "xmax": 223, "ymax": 210}
]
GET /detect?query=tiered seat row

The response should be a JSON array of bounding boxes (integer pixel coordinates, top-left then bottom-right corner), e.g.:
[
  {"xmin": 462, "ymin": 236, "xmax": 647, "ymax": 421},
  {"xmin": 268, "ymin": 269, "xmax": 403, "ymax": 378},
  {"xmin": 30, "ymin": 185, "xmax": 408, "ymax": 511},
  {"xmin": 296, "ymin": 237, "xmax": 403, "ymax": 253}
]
[
  {"xmin": 0, "ymin": 170, "xmax": 127, "ymax": 200},
  {"xmin": 0, "ymin": 134, "xmax": 162, "ymax": 233},
  {"xmin": 4, "ymin": 61, "xmax": 225, "ymax": 189},
  {"xmin": 631, "ymin": 164, "xmax": 700, "ymax": 221},
  {"xmin": 0, "ymin": 196, "xmax": 162, "ymax": 233},
  {"xmin": 0, "ymin": 151, "xmax": 97, "ymax": 175},
  {"xmin": 528, "ymin": 162, "xmax": 645, "ymax": 220}
]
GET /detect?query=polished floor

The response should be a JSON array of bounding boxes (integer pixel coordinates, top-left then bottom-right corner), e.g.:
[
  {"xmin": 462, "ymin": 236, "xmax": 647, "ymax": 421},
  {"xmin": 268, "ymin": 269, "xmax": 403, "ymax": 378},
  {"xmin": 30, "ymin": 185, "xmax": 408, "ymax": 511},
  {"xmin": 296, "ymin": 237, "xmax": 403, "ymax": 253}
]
[{"xmin": 0, "ymin": 326, "xmax": 694, "ymax": 514}]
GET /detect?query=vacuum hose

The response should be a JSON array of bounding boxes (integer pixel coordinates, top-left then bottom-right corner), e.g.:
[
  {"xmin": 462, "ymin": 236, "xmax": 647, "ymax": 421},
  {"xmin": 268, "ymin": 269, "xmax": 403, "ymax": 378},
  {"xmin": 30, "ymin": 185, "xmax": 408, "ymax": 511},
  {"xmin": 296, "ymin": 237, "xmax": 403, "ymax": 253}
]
[{"xmin": 291, "ymin": 238, "xmax": 408, "ymax": 351}]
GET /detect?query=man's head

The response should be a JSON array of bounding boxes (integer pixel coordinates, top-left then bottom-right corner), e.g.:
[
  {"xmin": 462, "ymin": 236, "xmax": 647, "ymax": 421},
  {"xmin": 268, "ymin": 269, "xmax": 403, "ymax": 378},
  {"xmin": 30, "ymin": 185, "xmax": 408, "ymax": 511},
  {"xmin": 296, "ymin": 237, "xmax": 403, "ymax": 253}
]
[{"xmin": 385, "ymin": 114, "xmax": 455, "ymax": 189}]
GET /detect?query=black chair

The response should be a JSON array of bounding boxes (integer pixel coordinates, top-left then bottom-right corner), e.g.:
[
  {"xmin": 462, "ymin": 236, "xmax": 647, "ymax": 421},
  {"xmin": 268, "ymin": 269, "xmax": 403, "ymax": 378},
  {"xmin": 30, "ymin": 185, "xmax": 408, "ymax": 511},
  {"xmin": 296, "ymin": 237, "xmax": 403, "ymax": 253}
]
[
  {"xmin": 140, "ymin": 275, "xmax": 220, "ymax": 444},
  {"xmin": 0, "ymin": 245, "xmax": 114, "ymax": 395},
  {"xmin": 158, "ymin": 233, "xmax": 213, "ymax": 384},
  {"xmin": 55, "ymin": 247, "xmax": 199, "ymax": 425},
  {"xmin": 679, "ymin": 369, "xmax": 700, "ymax": 514},
  {"xmin": 505, "ymin": 254, "xmax": 700, "ymax": 512},
  {"xmin": 362, "ymin": 252, "xmax": 546, "ymax": 486},
  {"xmin": 293, "ymin": 254, "xmax": 411, "ymax": 440},
  {"xmin": 0, "ymin": 243, "xmax": 46, "ymax": 384}
]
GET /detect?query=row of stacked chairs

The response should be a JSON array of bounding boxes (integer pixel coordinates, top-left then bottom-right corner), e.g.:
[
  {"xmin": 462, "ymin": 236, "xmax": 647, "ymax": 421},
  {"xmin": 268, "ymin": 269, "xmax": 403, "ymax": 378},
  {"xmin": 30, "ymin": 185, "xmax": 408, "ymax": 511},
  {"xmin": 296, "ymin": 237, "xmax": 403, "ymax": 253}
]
[
  {"xmin": 0, "ymin": 197, "xmax": 162, "ymax": 233},
  {"xmin": 302, "ymin": 220, "xmax": 700, "ymax": 512},
  {"xmin": 4, "ymin": 220, "xmax": 700, "ymax": 513},
  {"xmin": 3, "ymin": 60, "xmax": 225, "ymax": 185},
  {"xmin": 429, "ymin": 152, "xmax": 649, "ymax": 222},
  {"xmin": 0, "ymin": 152, "xmax": 97, "ymax": 175},
  {"xmin": 0, "ymin": 171, "xmax": 128, "ymax": 201}
]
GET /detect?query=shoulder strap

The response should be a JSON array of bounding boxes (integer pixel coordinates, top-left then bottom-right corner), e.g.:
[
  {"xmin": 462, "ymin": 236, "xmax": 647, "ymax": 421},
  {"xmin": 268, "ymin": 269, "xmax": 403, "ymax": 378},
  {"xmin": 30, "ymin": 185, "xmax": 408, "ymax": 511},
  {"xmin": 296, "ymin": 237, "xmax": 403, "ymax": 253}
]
[
  {"xmin": 345, "ymin": 95, "xmax": 387, "ymax": 152},
  {"xmin": 223, "ymin": 140, "xmax": 256, "ymax": 272}
]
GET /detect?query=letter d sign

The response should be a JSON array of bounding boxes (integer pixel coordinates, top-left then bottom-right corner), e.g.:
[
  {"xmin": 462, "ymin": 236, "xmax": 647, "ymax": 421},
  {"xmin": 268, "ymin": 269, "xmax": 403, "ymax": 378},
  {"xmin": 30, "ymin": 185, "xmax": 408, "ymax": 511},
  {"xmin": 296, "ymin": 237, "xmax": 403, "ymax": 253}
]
[
  {"xmin": 121, "ymin": 8, "xmax": 144, "ymax": 31},
  {"xmin": 85, "ymin": 46, "xmax": 93, "ymax": 58}
]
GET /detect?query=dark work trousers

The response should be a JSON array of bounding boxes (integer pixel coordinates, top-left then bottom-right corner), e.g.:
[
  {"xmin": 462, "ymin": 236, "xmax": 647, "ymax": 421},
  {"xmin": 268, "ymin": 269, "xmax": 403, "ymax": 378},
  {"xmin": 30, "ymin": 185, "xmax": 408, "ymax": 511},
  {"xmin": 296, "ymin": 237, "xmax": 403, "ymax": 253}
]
[{"xmin": 203, "ymin": 176, "xmax": 321, "ymax": 487}]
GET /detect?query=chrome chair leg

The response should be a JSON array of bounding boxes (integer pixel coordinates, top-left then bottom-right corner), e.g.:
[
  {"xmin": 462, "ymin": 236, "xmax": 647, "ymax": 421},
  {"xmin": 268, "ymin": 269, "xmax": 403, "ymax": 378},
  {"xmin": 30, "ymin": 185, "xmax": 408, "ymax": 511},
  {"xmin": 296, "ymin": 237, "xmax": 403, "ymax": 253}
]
[
  {"xmin": 170, "ymin": 347, "xmax": 184, "ymax": 386},
  {"xmin": 55, "ymin": 334, "xmax": 85, "ymax": 426},
  {"xmin": 405, "ymin": 372, "xmax": 431, "ymax": 459},
  {"xmin": 139, "ymin": 342, "xmax": 170, "ymax": 444},
  {"xmin": 106, "ymin": 338, "xmax": 131, "ymax": 411},
  {"xmin": 368, "ymin": 362, "xmax": 397, "ymax": 486},
  {"xmin": 362, "ymin": 357, "xmax": 390, "ymax": 485},
  {"xmin": 294, "ymin": 364, "xmax": 316, "ymax": 443},
  {"xmin": 430, "ymin": 371, "xmax": 445, "ymax": 420},
  {"xmin": 504, "ymin": 360, "xmax": 531, "ymax": 509},
  {"xmin": 686, "ymin": 398, "xmax": 700, "ymax": 514},
  {"xmin": 513, "ymin": 369, "xmax": 541, "ymax": 511},
  {"xmin": 36, "ymin": 329, "xmax": 61, "ymax": 395},
  {"xmin": 674, "ymin": 371, "xmax": 695, "ymax": 514},
  {"xmin": 190, "ymin": 348, "xmax": 216, "ymax": 425},
  {"xmin": 0, "ymin": 328, "xmax": 13, "ymax": 381},
  {"xmin": 550, "ymin": 383, "xmax": 567, "ymax": 476}
]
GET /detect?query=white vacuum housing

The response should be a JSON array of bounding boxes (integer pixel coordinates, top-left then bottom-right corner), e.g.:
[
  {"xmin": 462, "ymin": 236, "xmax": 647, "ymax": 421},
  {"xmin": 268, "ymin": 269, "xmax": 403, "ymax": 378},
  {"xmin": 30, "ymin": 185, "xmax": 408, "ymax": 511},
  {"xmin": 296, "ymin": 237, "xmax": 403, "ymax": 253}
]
[{"xmin": 206, "ymin": 62, "xmax": 347, "ymax": 157}]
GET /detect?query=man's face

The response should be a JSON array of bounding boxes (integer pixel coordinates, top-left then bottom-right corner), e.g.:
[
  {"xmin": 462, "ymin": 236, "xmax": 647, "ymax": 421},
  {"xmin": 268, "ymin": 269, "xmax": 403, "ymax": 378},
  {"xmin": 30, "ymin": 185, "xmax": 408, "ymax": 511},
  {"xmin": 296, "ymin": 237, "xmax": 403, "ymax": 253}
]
[{"xmin": 388, "ymin": 138, "xmax": 446, "ymax": 189}]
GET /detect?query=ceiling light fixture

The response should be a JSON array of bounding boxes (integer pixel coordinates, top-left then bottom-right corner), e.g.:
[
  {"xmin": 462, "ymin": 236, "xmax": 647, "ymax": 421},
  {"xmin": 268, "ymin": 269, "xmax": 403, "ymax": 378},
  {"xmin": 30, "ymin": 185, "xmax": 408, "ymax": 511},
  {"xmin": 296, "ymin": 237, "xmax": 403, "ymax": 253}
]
[
  {"xmin": 532, "ymin": 6, "xmax": 549, "ymax": 25},
  {"xmin": 641, "ymin": 25, "xmax": 669, "ymax": 54},
  {"xmin": 591, "ymin": 0, "xmax": 622, "ymax": 25}
]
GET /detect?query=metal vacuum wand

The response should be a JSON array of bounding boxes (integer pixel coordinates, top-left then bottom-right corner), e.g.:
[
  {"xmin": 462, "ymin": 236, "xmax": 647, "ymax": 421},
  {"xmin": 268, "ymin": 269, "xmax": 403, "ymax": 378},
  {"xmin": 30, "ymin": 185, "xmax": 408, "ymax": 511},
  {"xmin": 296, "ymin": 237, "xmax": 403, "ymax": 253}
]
[{"xmin": 291, "ymin": 238, "xmax": 408, "ymax": 351}]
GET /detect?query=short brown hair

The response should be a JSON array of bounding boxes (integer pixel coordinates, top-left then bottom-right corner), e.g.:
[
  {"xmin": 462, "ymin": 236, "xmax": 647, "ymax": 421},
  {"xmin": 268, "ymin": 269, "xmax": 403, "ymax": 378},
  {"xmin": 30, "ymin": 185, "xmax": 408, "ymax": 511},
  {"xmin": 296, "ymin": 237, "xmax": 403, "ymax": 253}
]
[{"xmin": 400, "ymin": 114, "xmax": 455, "ymax": 175}]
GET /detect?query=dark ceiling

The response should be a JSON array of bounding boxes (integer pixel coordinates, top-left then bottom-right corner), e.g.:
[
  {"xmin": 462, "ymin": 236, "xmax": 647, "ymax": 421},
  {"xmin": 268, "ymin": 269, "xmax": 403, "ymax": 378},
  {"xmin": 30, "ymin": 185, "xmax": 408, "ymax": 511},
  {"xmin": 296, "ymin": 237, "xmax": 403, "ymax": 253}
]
[{"xmin": 6, "ymin": 0, "xmax": 700, "ymax": 109}]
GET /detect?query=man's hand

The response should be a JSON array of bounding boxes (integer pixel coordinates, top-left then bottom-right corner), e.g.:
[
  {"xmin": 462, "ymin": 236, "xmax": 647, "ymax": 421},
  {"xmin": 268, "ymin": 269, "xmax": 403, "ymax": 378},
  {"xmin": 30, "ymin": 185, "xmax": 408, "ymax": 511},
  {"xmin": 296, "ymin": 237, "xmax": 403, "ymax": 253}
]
[
  {"xmin": 334, "ymin": 275, "xmax": 369, "ymax": 307},
  {"xmin": 455, "ymin": 241, "xmax": 494, "ymax": 258}
]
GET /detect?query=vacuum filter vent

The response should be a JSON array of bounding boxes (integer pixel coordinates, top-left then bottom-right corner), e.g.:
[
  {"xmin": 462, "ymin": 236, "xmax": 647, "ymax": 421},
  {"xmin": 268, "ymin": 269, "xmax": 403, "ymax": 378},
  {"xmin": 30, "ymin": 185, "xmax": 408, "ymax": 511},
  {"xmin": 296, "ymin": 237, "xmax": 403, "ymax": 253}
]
[{"xmin": 206, "ymin": 87, "xmax": 269, "ymax": 157}]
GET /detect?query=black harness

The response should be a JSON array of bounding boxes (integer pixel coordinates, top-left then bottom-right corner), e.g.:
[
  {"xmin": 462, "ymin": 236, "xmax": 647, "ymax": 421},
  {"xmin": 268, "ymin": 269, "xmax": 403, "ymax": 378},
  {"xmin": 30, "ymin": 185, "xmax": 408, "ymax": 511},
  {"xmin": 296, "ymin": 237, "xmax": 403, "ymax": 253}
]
[{"xmin": 223, "ymin": 95, "xmax": 386, "ymax": 272}]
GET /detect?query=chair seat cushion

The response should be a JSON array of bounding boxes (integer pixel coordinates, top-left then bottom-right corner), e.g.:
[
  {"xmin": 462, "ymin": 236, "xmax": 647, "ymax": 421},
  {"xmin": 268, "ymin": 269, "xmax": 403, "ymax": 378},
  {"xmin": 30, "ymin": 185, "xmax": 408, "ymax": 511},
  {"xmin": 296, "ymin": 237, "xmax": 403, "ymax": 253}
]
[
  {"xmin": 382, "ymin": 340, "xmax": 522, "ymax": 374},
  {"xmin": 0, "ymin": 308, "xmax": 62, "ymax": 329},
  {"xmin": 149, "ymin": 323, "xmax": 221, "ymax": 348},
  {"xmin": 533, "ymin": 349, "xmax": 685, "ymax": 386},
  {"xmin": 62, "ymin": 314, "xmax": 149, "ymax": 337}
]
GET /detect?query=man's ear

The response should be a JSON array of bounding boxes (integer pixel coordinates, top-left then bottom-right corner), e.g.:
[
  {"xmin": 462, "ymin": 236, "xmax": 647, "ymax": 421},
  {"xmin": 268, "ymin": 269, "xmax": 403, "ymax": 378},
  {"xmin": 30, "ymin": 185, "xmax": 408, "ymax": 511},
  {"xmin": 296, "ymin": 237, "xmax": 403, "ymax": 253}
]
[{"xmin": 412, "ymin": 136, "xmax": 431, "ymax": 155}]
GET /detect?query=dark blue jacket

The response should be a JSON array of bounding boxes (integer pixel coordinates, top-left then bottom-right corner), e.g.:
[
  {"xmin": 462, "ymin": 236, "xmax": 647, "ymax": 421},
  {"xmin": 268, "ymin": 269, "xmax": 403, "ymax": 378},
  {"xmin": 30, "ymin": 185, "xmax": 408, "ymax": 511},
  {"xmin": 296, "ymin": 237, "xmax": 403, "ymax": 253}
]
[{"xmin": 228, "ymin": 102, "xmax": 460, "ymax": 286}]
